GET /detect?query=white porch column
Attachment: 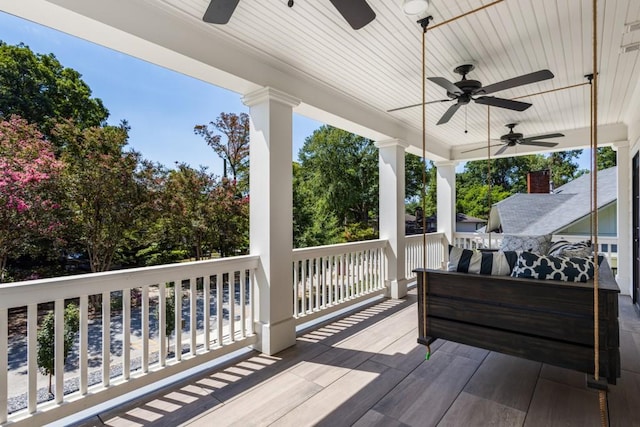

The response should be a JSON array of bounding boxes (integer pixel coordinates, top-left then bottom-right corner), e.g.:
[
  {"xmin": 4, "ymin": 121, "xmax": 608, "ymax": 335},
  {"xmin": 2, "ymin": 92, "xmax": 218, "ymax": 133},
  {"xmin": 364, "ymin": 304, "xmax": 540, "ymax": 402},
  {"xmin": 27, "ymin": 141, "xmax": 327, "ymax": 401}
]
[
  {"xmin": 242, "ymin": 87, "xmax": 300, "ymax": 355},
  {"xmin": 614, "ymin": 141, "xmax": 632, "ymax": 295},
  {"xmin": 376, "ymin": 139, "xmax": 408, "ymax": 299},
  {"xmin": 435, "ymin": 161, "xmax": 458, "ymax": 245}
]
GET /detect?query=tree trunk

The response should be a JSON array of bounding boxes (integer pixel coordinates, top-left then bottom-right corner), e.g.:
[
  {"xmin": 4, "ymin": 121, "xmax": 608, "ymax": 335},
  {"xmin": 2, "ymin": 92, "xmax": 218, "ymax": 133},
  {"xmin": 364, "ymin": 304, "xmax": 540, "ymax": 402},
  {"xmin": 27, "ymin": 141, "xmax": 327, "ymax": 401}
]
[{"xmin": 0, "ymin": 254, "xmax": 7, "ymax": 283}]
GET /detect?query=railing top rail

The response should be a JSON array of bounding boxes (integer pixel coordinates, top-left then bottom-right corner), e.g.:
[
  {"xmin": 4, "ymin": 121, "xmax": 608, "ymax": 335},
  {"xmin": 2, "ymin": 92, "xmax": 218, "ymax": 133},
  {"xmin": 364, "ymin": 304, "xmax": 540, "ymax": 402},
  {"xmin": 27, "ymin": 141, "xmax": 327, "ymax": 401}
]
[
  {"xmin": 292, "ymin": 239, "xmax": 387, "ymax": 260},
  {"xmin": 405, "ymin": 232, "xmax": 445, "ymax": 241},
  {"xmin": 0, "ymin": 254, "xmax": 259, "ymax": 309}
]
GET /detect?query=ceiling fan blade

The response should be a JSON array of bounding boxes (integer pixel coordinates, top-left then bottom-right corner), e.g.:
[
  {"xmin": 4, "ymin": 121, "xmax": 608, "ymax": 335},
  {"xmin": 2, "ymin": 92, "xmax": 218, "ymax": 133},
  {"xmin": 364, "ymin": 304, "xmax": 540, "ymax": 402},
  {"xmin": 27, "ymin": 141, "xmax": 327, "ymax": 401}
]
[
  {"xmin": 521, "ymin": 133, "xmax": 565, "ymax": 142},
  {"xmin": 481, "ymin": 70, "xmax": 554, "ymax": 95},
  {"xmin": 460, "ymin": 144, "xmax": 504, "ymax": 154},
  {"xmin": 428, "ymin": 77, "xmax": 464, "ymax": 96},
  {"xmin": 494, "ymin": 145, "xmax": 510, "ymax": 156},
  {"xmin": 203, "ymin": 0, "xmax": 239, "ymax": 24},
  {"xmin": 519, "ymin": 141, "xmax": 559, "ymax": 148},
  {"xmin": 475, "ymin": 96, "xmax": 532, "ymax": 111},
  {"xmin": 329, "ymin": 0, "xmax": 376, "ymax": 30},
  {"xmin": 387, "ymin": 99, "xmax": 451, "ymax": 113},
  {"xmin": 437, "ymin": 103, "xmax": 462, "ymax": 125}
]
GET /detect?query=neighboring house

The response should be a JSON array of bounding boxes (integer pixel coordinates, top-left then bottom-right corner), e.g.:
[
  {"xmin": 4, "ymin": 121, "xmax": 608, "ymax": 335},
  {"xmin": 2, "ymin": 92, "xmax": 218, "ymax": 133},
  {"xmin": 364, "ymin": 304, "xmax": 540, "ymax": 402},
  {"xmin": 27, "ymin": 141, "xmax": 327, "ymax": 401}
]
[
  {"xmin": 406, "ymin": 212, "xmax": 486, "ymax": 235},
  {"xmin": 455, "ymin": 213, "xmax": 487, "ymax": 232},
  {"xmin": 487, "ymin": 167, "xmax": 617, "ymax": 237}
]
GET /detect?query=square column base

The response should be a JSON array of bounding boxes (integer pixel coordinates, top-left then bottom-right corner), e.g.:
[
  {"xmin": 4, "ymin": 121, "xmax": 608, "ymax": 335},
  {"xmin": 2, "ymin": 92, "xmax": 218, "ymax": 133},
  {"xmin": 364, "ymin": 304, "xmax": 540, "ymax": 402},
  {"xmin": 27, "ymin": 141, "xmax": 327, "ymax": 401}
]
[
  {"xmin": 387, "ymin": 278, "xmax": 409, "ymax": 299},
  {"xmin": 252, "ymin": 317, "xmax": 296, "ymax": 355}
]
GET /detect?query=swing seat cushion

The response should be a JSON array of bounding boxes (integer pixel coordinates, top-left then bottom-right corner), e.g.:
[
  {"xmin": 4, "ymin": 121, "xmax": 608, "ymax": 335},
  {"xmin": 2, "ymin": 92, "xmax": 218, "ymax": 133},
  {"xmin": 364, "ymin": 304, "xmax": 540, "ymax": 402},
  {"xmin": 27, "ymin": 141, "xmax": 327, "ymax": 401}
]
[
  {"xmin": 510, "ymin": 251, "xmax": 597, "ymax": 282},
  {"xmin": 499, "ymin": 233, "xmax": 552, "ymax": 254},
  {"xmin": 447, "ymin": 245, "xmax": 518, "ymax": 276}
]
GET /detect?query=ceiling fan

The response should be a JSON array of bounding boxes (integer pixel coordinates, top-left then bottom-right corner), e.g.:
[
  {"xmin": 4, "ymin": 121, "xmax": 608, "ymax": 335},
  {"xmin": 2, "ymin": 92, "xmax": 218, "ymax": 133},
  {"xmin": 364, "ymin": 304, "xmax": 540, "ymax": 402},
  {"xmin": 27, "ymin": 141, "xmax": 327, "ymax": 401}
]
[
  {"xmin": 203, "ymin": 0, "xmax": 376, "ymax": 30},
  {"xmin": 389, "ymin": 64, "xmax": 554, "ymax": 125},
  {"xmin": 462, "ymin": 123, "xmax": 564, "ymax": 156}
]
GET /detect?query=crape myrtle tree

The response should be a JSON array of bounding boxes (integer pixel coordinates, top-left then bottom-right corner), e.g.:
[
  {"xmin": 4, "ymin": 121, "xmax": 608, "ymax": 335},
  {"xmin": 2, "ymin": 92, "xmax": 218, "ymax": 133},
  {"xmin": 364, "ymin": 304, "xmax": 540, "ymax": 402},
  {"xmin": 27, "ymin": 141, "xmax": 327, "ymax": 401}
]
[
  {"xmin": 0, "ymin": 41, "xmax": 109, "ymax": 147},
  {"xmin": 0, "ymin": 116, "xmax": 63, "ymax": 282},
  {"xmin": 55, "ymin": 120, "xmax": 148, "ymax": 273},
  {"xmin": 194, "ymin": 112, "xmax": 250, "ymax": 192},
  {"xmin": 157, "ymin": 164, "xmax": 249, "ymax": 260},
  {"xmin": 161, "ymin": 164, "xmax": 218, "ymax": 261},
  {"xmin": 209, "ymin": 179, "xmax": 249, "ymax": 257}
]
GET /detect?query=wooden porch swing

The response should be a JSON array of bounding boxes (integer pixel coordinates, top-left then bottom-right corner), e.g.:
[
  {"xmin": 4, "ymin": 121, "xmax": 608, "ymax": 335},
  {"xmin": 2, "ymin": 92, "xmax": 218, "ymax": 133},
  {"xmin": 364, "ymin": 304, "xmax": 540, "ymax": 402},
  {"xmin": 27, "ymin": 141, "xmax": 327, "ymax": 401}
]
[{"xmin": 414, "ymin": 1, "xmax": 619, "ymax": 424}]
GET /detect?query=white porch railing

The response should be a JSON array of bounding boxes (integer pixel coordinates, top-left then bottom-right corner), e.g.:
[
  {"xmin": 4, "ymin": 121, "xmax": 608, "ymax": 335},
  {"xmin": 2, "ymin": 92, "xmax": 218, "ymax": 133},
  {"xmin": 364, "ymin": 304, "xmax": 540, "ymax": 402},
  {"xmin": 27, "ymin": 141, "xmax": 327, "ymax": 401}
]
[
  {"xmin": 292, "ymin": 240, "xmax": 386, "ymax": 324},
  {"xmin": 405, "ymin": 232, "xmax": 446, "ymax": 281},
  {"xmin": 0, "ymin": 255, "xmax": 258, "ymax": 426},
  {"xmin": 453, "ymin": 231, "xmax": 503, "ymax": 250}
]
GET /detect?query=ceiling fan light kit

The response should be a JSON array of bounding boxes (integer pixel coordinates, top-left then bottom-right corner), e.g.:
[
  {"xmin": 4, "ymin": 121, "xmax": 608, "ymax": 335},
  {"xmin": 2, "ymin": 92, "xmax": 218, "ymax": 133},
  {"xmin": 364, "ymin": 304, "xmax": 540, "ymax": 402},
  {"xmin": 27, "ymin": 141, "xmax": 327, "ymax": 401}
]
[{"xmin": 403, "ymin": 0, "xmax": 430, "ymax": 16}]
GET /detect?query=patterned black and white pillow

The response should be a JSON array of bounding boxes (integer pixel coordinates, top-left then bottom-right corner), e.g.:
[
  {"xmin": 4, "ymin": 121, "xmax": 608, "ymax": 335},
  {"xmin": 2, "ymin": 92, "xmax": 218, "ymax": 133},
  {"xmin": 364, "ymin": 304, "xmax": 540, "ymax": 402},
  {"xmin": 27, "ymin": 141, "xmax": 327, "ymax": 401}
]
[
  {"xmin": 548, "ymin": 240, "xmax": 593, "ymax": 258},
  {"xmin": 510, "ymin": 251, "xmax": 595, "ymax": 282},
  {"xmin": 448, "ymin": 245, "xmax": 519, "ymax": 276},
  {"xmin": 499, "ymin": 234, "xmax": 552, "ymax": 255}
]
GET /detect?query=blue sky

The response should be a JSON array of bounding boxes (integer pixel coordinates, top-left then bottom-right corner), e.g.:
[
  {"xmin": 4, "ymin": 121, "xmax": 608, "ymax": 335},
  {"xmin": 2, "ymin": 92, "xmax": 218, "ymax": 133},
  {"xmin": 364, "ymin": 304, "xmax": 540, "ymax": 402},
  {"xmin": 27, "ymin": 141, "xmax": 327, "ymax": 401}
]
[{"xmin": 0, "ymin": 11, "xmax": 323, "ymax": 177}]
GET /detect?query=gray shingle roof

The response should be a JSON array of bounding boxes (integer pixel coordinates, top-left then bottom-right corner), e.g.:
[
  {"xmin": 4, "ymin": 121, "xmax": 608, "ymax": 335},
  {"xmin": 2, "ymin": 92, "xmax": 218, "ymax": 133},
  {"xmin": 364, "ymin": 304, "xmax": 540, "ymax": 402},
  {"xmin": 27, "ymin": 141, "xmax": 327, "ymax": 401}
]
[{"xmin": 490, "ymin": 167, "xmax": 617, "ymax": 235}]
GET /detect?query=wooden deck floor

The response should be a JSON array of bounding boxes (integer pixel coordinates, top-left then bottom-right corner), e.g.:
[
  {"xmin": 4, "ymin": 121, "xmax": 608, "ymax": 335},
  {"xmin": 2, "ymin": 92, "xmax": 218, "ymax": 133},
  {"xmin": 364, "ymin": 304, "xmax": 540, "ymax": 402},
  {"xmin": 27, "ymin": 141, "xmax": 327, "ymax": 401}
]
[{"xmin": 79, "ymin": 290, "xmax": 640, "ymax": 427}]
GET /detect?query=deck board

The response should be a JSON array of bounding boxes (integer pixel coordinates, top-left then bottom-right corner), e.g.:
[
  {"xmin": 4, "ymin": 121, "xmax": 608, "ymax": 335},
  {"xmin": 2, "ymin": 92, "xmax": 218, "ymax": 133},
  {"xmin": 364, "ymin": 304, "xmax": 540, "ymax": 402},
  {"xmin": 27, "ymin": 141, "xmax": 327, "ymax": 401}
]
[
  {"xmin": 438, "ymin": 391, "xmax": 527, "ymax": 426},
  {"xmin": 463, "ymin": 352, "xmax": 540, "ymax": 411},
  {"xmin": 82, "ymin": 293, "xmax": 640, "ymax": 427},
  {"xmin": 369, "ymin": 350, "xmax": 481, "ymax": 426},
  {"xmin": 524, "ymin": 379, "xmax": 601, "ymax": 427}
]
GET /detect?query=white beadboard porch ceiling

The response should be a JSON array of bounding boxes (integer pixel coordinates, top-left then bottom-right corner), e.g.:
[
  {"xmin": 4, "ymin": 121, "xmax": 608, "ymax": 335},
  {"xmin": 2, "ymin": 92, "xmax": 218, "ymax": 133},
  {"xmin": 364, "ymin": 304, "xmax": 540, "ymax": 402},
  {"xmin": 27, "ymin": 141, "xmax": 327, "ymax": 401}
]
[
  {"xmin": 154, "ymin": 0, "xmax": 640, "ymax": 158},
  {"xmin": 5, "ymin": 0, "xmax": 639, "ymax": 159}
]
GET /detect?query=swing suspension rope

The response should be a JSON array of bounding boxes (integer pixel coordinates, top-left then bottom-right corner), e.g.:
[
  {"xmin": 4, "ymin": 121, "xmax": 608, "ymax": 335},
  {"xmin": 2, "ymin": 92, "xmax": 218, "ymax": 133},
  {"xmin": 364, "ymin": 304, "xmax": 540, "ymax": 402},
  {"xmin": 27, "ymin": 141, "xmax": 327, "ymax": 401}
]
[
  {"xmin": 591, "ymin": 0, "xmax": 608, "ymax": 424},
  {"xmin": 420, "ymin": 17, "xmax": 430, "ymax": 361}
]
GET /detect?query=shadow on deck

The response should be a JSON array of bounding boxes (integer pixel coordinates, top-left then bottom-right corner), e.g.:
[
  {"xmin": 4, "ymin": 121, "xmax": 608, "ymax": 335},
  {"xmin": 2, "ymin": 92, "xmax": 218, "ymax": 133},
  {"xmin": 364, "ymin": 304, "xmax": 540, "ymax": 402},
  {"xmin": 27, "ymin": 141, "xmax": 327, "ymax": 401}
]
[{"xmin": 76, "ymin": 291, "xmax": 640, "ymax": 427}]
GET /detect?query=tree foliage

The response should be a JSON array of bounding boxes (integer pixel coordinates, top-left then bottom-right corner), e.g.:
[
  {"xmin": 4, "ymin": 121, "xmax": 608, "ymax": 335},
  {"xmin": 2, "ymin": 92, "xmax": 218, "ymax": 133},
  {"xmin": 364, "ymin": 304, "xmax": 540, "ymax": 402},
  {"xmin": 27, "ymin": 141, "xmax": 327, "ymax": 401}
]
[
  {"xmin": 0, "ymin": 116, "xmax": 62, "ymax": 281},
  {"xmin": 0, "ymin": 41, "xmax": 109, "ymax": 145},
  {"xmin": 597, "ymin": 146, "xmax": 617, "ymax": 170}
]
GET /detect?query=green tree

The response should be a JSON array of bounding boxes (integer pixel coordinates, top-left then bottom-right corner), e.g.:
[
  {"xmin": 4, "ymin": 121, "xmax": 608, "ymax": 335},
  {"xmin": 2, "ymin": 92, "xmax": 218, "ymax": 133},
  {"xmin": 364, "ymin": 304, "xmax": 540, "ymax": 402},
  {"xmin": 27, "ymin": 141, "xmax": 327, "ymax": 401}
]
[
  {"xmin": 55, "ymin": 120, "xmax": 147, "ymax": 272},
  {"xmin": 37, "ymin": 302, "xmax": 80, "ymax": 395},
  {"xmin": 597, "ymin": 146, "xmax": 617, "ymax": 170},
  {"xmin": 0, "ymin": 116, "xmax": 63, "ymax": 281},
  {"xmin": 405, "ymin": 159, "xmax": 437, "ymax": 219},
  {"xmin": 293, "ymin": 162, "xmax": 342, "ymax": 248},
  {"xmin": 460, "ymin": 156, "xmax": 542, "ymax": 194},
  {"xmin": 298, "ymin": 126, "xmax": 378, "ymax": 226},
  {"xmin": 194, "ymin": 112, "xmax": 250, "ymax": 191},
  {"xmin": 546, "ymin": 150, "xmax": 583, "ymax": 188},
  {"xmin": 0, "ymin": 42, "xmax": 109, "ymax": 145},
  {"xmin": 456, "ymin": 183, "xmax": 511, "ymax": 219}
]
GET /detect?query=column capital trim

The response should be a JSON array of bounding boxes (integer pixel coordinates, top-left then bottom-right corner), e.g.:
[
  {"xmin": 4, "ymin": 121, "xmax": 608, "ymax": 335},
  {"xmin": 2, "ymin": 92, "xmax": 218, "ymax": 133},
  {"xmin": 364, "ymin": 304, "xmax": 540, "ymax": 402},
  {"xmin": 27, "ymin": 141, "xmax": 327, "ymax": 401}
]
[
  {"xmin": 242, "ymin": 87, "xmax": 301, "ymax": 108},
  {"xmin": 612, "ymin": 140, "xmax": 630, "ymax": 151},
  {"xmin": 434, "ymin": 160, "xmax": 459, "ymax": 168},
  {"xmin": 375, "ymin": 139, "xmax": 408, "ymax": 149}
]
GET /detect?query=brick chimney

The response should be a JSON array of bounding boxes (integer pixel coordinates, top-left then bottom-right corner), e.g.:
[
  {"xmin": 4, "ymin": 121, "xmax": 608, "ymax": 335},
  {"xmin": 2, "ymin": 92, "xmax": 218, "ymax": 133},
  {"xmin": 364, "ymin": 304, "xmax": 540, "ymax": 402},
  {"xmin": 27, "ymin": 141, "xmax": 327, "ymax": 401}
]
[{"xmin": 527, "ymin": 170, "xmax": 550, "ymax": 194}]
